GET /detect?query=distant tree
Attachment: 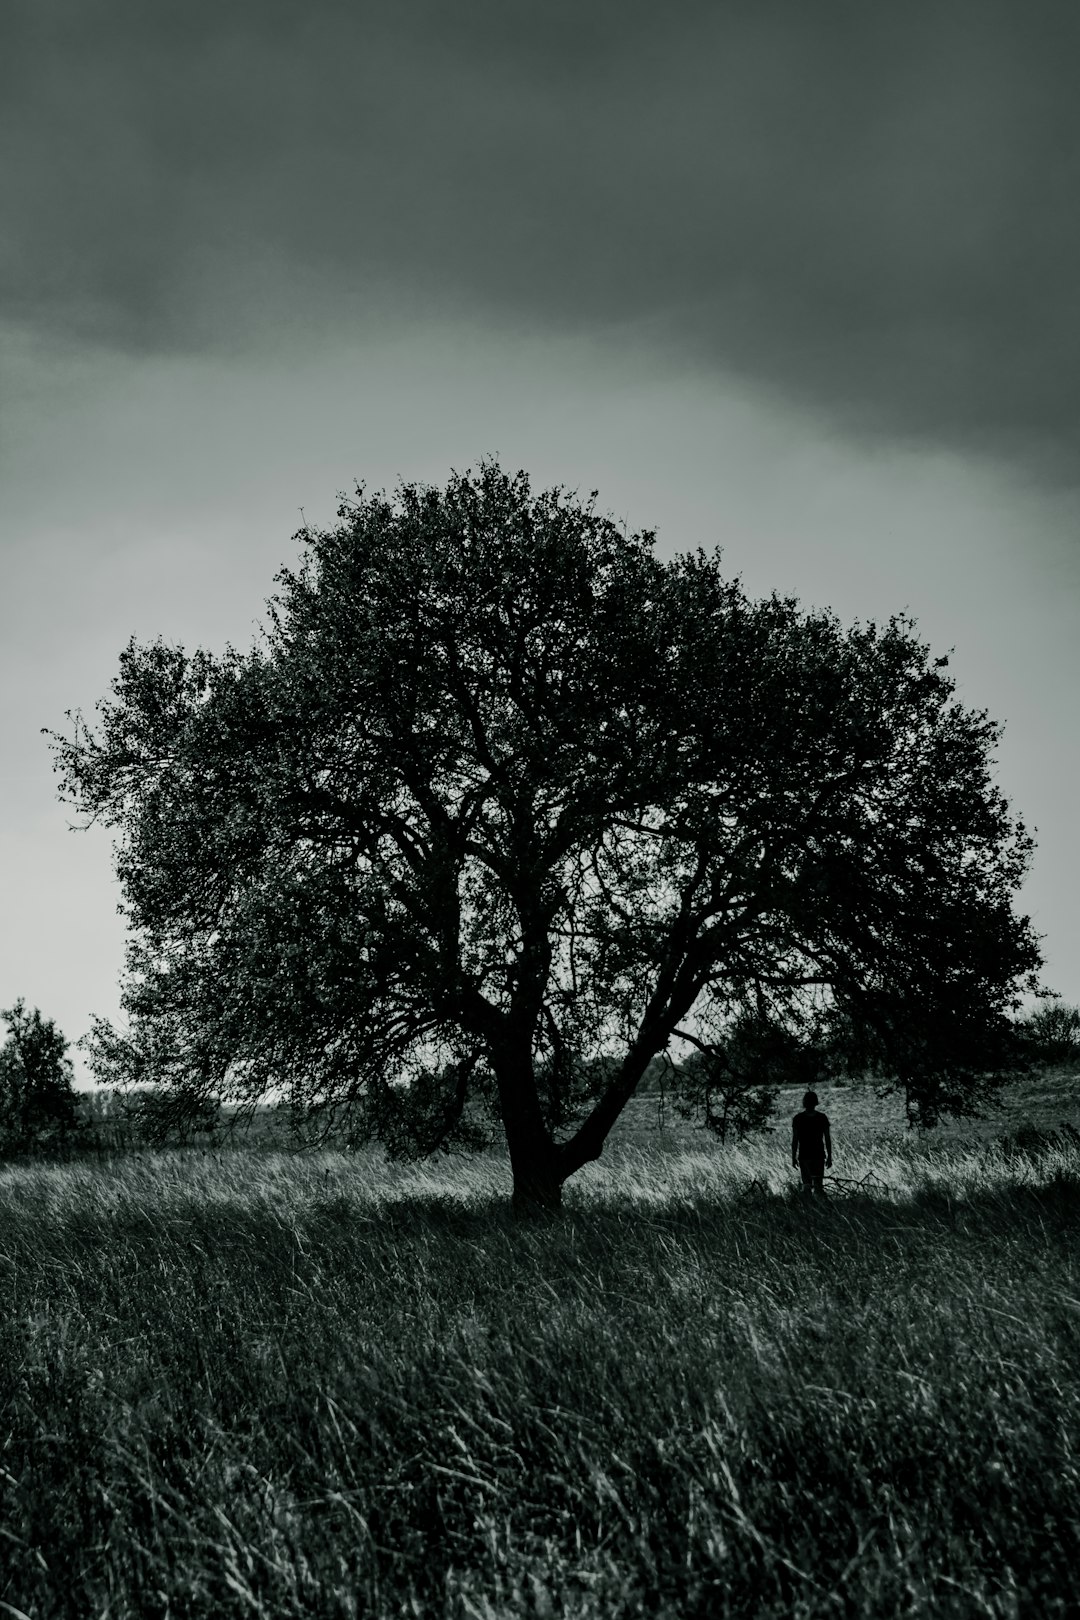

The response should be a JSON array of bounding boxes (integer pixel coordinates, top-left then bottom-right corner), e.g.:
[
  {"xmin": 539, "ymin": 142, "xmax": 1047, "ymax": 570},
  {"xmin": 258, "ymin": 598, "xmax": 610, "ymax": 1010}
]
[
  {"xmin": 0, "ymin": 1001, "xmax": 78, "ymax": 1156},
  {"xmin": 48, "ymin": 462, "xmax": 1042, "ymax": 1212},
  {"xmin": 119, "ymin": 1086, "xmax": 221, "ymax": 1148},
  {"xmin": 1020, "ymin": 1000, "xmax": 1080, "ymax": 1068},
  {"xmin": 74, "ymin": 1084, "xmax": 130, "ymax": 1152}
]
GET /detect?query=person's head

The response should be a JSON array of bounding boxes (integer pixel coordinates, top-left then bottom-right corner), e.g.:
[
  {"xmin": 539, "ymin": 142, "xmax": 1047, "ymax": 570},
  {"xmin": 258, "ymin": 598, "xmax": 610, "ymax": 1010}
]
[{"xmin": 802, "ymin": 1090, "xmax": 818, "ymax": 1111}]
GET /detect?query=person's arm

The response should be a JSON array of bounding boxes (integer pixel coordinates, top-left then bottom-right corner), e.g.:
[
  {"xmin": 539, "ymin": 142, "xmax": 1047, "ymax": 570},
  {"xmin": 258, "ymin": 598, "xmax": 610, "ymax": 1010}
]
[
  {"xmin": 824, "ymin": 1119, "xmax": 832, "ymax": 1169},
  {"xmin": 791, "ymin": 1119, "xmax": 799, "ymax": 1167}
]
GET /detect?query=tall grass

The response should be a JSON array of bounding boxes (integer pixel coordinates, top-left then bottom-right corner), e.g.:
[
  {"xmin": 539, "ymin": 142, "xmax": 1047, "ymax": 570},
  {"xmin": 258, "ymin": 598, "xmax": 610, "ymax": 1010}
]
[{"xmin": 1, "ymin": 1134, "xmax": 1078, "ymax": 1617}]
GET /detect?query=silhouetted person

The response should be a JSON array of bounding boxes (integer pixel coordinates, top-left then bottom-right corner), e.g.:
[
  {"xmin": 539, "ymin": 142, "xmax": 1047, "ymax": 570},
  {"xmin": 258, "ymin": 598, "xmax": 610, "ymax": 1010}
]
[{"xmin": 792, "ymin": 1090, "xmax": 831, "ymax": 1194}]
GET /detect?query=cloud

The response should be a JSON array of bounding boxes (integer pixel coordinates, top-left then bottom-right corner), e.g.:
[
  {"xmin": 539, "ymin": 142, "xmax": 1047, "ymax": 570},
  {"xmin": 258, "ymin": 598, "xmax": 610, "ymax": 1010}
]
[{"xmin": 3, "ymin": 0, "xmax": 1079, "ymax": 472}]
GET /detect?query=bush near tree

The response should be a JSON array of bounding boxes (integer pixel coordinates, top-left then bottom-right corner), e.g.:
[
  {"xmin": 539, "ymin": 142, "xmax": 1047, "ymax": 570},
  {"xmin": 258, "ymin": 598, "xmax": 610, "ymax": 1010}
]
[
  {"xmin": 48, "ymin": 462, "xmax": 1043, "ymax": 1212},
  {"xmin": 0, "ymin": 1001, "xmax": 78, "ymax": 1156}
]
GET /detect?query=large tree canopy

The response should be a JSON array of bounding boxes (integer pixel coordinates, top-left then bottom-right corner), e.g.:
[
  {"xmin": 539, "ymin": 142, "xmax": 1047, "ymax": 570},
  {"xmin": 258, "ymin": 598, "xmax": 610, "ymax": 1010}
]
[{"xmin": 50, "ymin": 462, "xmax": 1042, "ymax": 1210}]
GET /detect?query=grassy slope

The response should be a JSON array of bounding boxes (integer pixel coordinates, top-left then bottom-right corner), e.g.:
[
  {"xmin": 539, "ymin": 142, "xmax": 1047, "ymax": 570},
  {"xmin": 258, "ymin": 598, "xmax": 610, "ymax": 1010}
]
[{"xmin": 1, "ymin": 1076, "xmax": 1079, "ymax": 1618}]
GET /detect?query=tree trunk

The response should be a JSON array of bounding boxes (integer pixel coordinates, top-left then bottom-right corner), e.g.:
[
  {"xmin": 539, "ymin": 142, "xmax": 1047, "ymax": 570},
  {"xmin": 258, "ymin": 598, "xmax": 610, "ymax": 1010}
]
[
  {"xmin": 509, "ymin": 1140, "xmax": 565, "ymax": 1218},
  {"xmin": 493, "ymin": 1038, "xmax": 565, "ymax": 1218}
]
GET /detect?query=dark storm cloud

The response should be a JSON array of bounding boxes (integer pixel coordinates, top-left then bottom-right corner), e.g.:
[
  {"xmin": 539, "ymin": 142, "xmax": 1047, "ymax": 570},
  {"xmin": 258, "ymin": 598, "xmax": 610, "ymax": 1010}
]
[{"xmin": 4, "ymin": 0, "xmax": 1079, "ymax": 469}]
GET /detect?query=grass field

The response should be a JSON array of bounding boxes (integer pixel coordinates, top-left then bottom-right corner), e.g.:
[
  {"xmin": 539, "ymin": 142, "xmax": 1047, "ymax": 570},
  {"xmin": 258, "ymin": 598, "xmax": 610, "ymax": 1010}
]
[{"xmin": 2, "ymin": 1075, "xmax": 1079, "ymax": 1617}]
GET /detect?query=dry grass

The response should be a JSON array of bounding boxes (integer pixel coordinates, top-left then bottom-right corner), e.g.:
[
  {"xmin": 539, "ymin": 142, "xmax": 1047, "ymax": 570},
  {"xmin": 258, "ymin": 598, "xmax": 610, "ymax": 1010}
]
[{"xmin": 1, "ymin": 1078, "xmax": 1079, "ymax": 1617}]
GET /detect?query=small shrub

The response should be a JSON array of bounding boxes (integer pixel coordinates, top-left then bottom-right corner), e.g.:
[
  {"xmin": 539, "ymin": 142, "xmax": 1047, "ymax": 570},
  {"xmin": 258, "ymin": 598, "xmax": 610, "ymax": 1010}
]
[{"xmin": 998, "ymin": 1120, "xmax": 1080, "ymax": 1161}]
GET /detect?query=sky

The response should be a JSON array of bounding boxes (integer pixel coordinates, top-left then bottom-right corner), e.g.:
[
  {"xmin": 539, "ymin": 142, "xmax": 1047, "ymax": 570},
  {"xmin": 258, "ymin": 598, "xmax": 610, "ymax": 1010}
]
[{"xmin": 2, "ymin": 0, "xmax": 1078, "ymax": 1077}]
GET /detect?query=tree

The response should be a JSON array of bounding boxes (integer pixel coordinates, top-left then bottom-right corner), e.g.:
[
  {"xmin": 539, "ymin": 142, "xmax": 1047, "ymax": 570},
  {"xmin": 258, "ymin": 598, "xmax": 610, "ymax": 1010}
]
[
  {"xmin": 48, "ymin": 461, "xmax": 1042, "ymax": 1212},
  {"xmin": 1019, "ymin": 1000, "xmax": 1080, "ymax": 1068},
  {"xmin": 0, "ymin": 1001, "xmax": 78, "ymax": 1156}
]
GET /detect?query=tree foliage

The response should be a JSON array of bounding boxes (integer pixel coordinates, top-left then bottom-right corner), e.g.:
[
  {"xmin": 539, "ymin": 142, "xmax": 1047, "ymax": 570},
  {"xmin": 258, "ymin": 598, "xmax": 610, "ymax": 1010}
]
[
  {"xmin": 672, "ymin": 1012, "xmax": 827, "ymax": 1145},
  {"xmin": 0, "ymin": 1001, "xmax": 78, "ymax": 1156},
  {"xmin": 48, "ymin": 462, "xmax": 1042, "ymax": 1209}
]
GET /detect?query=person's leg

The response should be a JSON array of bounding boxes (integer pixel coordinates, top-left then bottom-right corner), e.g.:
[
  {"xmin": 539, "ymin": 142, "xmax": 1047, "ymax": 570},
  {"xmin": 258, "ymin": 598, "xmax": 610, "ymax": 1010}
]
[{"xmin": 802, "ymin": 1161, "xmax": 825, "ymax": 1195}]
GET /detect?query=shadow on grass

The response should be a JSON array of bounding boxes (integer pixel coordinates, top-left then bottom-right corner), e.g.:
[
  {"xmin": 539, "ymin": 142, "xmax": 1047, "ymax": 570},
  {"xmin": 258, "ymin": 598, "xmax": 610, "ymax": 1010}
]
[{"xmin": 293, "ymin": 1159, "xmax": 1080, "ymax": 1257}]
